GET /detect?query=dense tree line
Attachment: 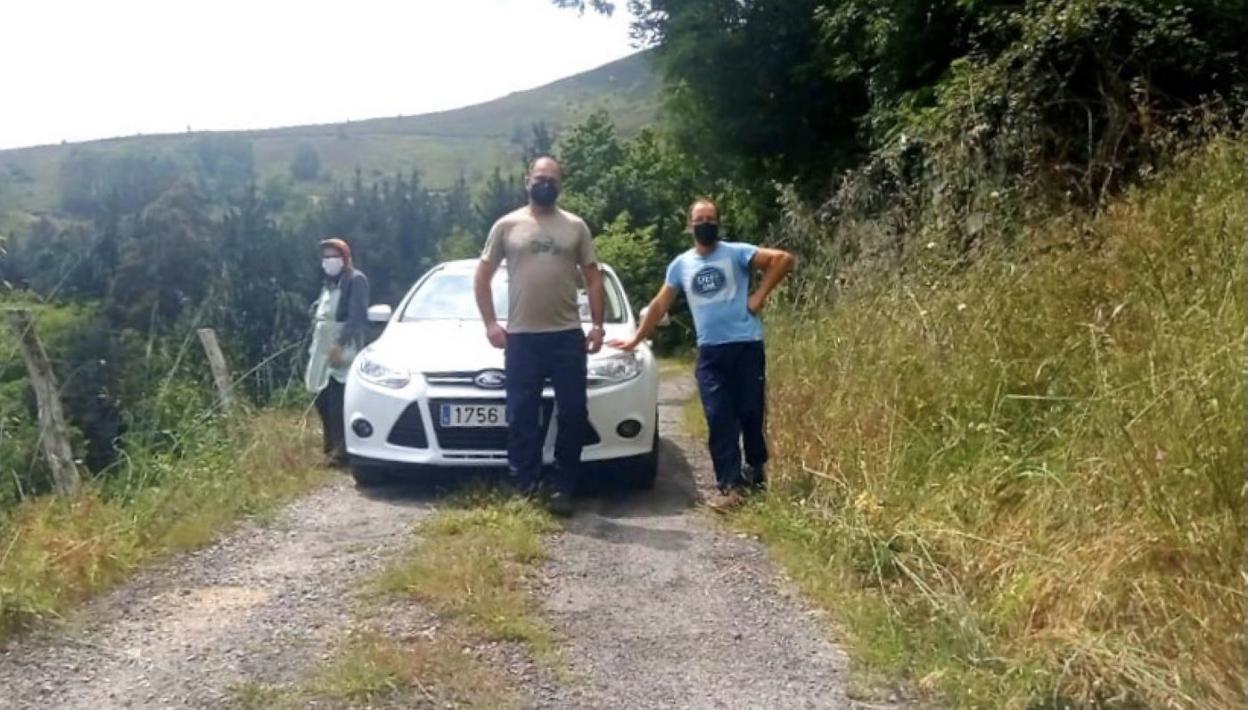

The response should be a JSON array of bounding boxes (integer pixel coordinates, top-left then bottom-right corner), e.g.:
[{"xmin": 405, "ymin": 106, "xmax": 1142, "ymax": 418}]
[
  {"xmin": 0, "ymin": 116, "xmax": 705, "ymax": 500},
  {"xmin": 567, "ymin": 0, "xmax": 1247, "ymax": 210},
  {"xmin": 0, "ymin": 137, "xmax": 512, "ymax": 498}
]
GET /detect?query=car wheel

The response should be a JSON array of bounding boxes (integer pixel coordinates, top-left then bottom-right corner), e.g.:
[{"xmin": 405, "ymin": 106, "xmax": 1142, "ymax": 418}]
[{"xmin": 349, "ymin": 461, "xmax": 392, "ymax": 487}]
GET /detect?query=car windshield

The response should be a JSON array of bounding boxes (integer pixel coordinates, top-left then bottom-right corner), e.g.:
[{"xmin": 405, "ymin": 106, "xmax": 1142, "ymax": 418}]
[{"xmin": 400, "ymin": 270, "xmax": 628, "ymax": 323}]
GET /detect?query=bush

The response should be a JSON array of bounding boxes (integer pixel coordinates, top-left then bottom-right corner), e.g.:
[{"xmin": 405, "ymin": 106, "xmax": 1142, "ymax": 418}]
[
  {"xmin": 593, "ymin": 212, "xmax": 661, "ymax": 309},
  {"xmin": 290, "ymin": 144, "xmax": 321, "ymax": 182},
  {"xmin": 742, "ymin": 137, "xmax": 1245, "ymax": 708}
]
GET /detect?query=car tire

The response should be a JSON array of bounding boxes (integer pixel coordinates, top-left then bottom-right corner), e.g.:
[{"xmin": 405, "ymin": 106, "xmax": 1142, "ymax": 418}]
[{"xmin": 349, "ymin": 461, "xmax": 392, "ymax": 487}]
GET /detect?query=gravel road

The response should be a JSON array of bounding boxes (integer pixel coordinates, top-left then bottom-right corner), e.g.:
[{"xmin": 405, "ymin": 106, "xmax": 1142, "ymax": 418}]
[
  {"xmin": 535, "ymin": 374, "xmax": 884, "ymax": 709},
  {"xmin": 0, "ymin": 373, "xmax": 894, "ymax": 709},
  {"xmin": 0, "ymin": 482, "xmax": 436, "ymax": 709}
]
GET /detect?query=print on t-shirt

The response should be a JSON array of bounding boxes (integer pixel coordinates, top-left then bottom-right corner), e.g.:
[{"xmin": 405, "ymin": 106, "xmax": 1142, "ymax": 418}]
[
  {"xmin": 529, "ymin": 235, "xmax": 561, "ymax": 256},
  {"xmin": 688, "ymin": 260, "xmax": 736, "ymax": 304}
]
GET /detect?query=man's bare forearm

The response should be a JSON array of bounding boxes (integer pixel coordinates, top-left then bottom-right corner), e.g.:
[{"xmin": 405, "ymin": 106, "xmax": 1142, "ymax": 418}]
[
  {"xmin": 475, "ymin": 265, "xmax": 498, "ymax": 325},
  {"xmin": 584, "ymin": 265, "xmax": 605, "ymax": 327},
  {"xmin": 633, "ymin": 299, "xmax": 667, "ymax": 343},
  {"xmin": 756, "ymin": 253, "xmax": 795, "ymax": 300}
]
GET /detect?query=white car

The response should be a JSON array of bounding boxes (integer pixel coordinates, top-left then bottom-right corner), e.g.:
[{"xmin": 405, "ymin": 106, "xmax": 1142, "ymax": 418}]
[{"xmin": 343, "ymin": 259, "xmax": 662, "ymax": 489}]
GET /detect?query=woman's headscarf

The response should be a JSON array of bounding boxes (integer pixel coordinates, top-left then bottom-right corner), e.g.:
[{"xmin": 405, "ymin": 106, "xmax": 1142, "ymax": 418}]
[{"xmin": 319, "ymin": 238, "xmax": 354, "ymax": 272}]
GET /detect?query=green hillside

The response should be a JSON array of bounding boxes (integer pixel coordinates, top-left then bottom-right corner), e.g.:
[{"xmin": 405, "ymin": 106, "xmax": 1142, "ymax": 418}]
[{"xmin": 0, "ymin": 51, "xmax": 658, "ymax": 214}]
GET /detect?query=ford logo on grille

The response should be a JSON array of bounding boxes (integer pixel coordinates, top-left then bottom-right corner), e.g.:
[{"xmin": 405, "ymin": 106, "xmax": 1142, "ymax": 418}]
[{"xmin": 474, "ymin": 370, "xmax": 506, "ymax": 389}]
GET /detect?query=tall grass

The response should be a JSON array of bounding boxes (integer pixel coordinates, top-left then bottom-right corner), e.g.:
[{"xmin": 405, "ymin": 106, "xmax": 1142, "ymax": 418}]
[
  {"xmin": 0, "ymin": 410, "xmax": 327, "ymax": 640},
  {"xmin": 741, "ymin": 138, "xmax": 1245, "ymax": 707}
]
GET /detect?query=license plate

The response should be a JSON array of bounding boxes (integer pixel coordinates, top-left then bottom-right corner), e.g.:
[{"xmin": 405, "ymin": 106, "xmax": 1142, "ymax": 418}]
[{"xmin": 440, "ymin": 403, "xmax": 506, "ymax": 428}]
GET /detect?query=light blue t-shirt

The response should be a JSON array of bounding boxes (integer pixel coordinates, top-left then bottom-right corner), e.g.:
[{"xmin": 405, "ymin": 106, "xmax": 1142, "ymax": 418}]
[{"xmin": 665, "ymin": 241, "xmax": 764, "ymax": 347}]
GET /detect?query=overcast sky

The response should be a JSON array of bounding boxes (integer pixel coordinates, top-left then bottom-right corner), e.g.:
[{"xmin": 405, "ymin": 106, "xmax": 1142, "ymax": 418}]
[{"xmin": 0, "ymin": 0, "xmax": 638, "ymax": 150}]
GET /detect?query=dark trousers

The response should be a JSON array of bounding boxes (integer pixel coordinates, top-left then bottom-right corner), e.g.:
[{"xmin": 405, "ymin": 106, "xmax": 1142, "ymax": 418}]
[
  {"xmin": 696, "ymin": 340, "xmax": 769, "ymax": 491},
  {"xmin": 314, "ymin": 377, "xmax": 346, "ymax": 460},
  {"xmin": 505, "ymin": 329, "xmax": 588, "ymax": 494}
]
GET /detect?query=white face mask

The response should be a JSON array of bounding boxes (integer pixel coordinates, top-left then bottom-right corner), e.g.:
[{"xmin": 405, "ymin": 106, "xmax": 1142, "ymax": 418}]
[{"xmin": 322, "ymin": 257, "xmax": 344, "ymax": 277}]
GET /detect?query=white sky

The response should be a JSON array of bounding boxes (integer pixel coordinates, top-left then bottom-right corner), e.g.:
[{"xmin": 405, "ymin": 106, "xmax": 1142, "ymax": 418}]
[{"xmin": 0, "ymin": 0, "xmax": 637, "ymax": 150}]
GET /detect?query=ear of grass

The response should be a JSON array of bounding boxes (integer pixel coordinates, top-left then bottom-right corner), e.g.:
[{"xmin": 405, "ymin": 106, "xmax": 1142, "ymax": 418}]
[
  {"xmin": 0, "ymin": 410, "xmax": 328, "ymax": 640},
  {"xmin": 735, "ymin": 138, "xmax": 1246, "ymax": 708}
]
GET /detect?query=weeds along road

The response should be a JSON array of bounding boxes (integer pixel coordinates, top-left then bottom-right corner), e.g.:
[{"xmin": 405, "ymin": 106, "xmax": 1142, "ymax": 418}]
[{"xmin": 0, "ymin": 373, "xmax": 896, "ymax": 709}]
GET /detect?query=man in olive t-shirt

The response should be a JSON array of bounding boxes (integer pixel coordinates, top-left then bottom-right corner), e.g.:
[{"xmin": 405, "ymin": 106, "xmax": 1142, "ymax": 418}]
[{"xmin": 475, "ymin": 156, "xmax": 605, "ymax": 516}]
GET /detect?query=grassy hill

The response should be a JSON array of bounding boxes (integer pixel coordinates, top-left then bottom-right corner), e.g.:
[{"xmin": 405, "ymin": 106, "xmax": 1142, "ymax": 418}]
[{"xmin": 0, "ymin": 51, "xmax": 658, "ymax": 214}]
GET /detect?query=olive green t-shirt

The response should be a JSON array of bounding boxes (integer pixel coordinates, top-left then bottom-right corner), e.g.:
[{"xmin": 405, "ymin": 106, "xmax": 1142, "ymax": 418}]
[{"xmin": 481, "ymin": 206, "xmax": 597, "ymax": 333}]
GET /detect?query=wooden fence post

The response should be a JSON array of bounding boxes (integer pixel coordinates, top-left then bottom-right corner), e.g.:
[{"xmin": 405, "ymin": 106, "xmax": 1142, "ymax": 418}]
[
  {"xmin": 6, "ymin": 309, "xmax": 81, "ymax": 495},
  {"xmin": 196, "ymin": 328, "xmax": 235, "ymax": 413}
]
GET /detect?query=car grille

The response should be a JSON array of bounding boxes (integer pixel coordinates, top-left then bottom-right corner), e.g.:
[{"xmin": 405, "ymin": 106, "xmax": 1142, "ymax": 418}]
[
  {"xmin": 428, "ymin": 399, "xmax": 600, "ymax": 451},
  {"xmin": 424, "ymin": 371, "xmax": 477, "ymax": 386},
  {"xmin": 386, "ymin": 402, "xmax": 429, "ymax": 448}
]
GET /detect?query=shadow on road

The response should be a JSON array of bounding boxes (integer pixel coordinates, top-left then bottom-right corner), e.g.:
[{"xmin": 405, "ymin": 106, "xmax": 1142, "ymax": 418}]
[
  {"xmin": 576, "ymin": 437, "xmax": 701, "ymax": 516},
  {"xmin": 560, "ymin": 436, "xmax": 705, "ymax": 552},
  {"xmin": 349, "ymin": 433, "xmax": 702, "ymax": 519},
  {"xmin": 346, "ymin": 386, "xmax": 708, "ymax": 552},
  {"xmin": 350, "ymin": 466, "xmax": 509, "ymax": 504}
]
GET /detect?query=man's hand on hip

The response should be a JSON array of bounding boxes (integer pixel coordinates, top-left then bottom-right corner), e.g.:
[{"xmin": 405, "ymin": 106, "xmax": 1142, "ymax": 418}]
[
  {"xmin": 586, "ymin": 326, "xmax": 604, "ymax": 354},
  {"xmin": 486, "ymin": 323, "xmax": 508, "ymax": 349},
  {"xmin": 747, "ymin": 292, "xmax": 767, "ymax": 315}
]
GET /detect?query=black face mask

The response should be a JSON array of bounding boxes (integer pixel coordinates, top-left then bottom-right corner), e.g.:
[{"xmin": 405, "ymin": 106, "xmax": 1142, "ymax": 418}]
[
  {"xmin": 529, "ymin": 179, "xmax": 559, "ymax": 207},
  {"xmin": 693, "ymin": 222, "xmax": 720, "ymax": 246}
]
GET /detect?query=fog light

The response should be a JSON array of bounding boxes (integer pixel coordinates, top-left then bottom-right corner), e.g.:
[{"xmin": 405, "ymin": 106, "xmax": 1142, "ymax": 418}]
[
  {"xmin": 352, "ymin": 419, "xmax": 374, "ymax": 438},
  {"xmin": 616, "ymin": 419, "xmax": 643, "ymax": 439}
]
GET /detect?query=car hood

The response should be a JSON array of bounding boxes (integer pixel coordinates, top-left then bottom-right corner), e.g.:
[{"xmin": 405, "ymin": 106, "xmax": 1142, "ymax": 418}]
[{"xmin": 369, "ymin": 320, "xmax": 637, "ymax": 373}]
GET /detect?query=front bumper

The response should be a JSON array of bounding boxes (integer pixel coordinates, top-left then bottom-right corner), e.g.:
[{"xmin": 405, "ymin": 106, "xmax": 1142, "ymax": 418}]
[{"xmin": 343, "ymin": 361, "xmax": 659, "ymax": 469}]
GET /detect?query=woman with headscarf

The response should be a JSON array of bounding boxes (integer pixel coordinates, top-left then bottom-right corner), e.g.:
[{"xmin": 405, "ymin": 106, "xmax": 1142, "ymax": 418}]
[{"xmin": 305, "ymin": 238, "xmax": 370, "ymax": 466}]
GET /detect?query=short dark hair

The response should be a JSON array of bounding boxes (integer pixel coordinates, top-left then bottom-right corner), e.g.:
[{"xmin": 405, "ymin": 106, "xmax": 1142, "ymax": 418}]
[
  {"xmin": 529, "ymin": 154, "xmax": 562, "ymax": 176},
  {"xmin": 689, "ymin": 197, "xmax": 718, "ymax": 218}
]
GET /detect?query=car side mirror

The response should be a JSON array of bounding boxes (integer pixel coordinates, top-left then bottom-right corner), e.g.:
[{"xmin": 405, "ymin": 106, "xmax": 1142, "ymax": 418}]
[
  {"xmin": 639, "ymin": 306, "xmax": 671, "ymax": 327},
  {"xmin": 368, "ymin": 304, "xmax": 393, "ymax": 323}
]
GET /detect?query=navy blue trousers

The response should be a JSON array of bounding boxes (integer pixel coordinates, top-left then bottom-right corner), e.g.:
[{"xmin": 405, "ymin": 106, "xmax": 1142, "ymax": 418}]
[
  {"xmin": 505, "ymin": 329, "xmax": 587, "ymax": 494},
  {"xmin": 696, "ymin": 340, "xmax": 769, "ymax": 491}
]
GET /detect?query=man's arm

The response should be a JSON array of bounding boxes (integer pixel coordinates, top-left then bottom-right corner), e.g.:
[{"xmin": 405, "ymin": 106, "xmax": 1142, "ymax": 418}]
[
  {"xmin": 609, "ymin": 284, "xmax": 679, "ymax": 351},
  {"xmin": 582, "ymin": 263, "xmax": 606, "ymax": 354},
  {"xmin": 475, "ymin": 259, "xmax": 507, "ymax": 349},
  {"xmin": 747, "ymin": 247, "xmax": 796, "ymax": 315}
]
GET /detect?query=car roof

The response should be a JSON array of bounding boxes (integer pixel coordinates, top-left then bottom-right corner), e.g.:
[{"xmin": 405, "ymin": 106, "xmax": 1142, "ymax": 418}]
[
  {"xmin": 432, "ymin": 259, "xmax": 618, "ymax": 276},
  {"xmin": 434, "ymin": 259, "xmax": 485, "ymax": 274}
]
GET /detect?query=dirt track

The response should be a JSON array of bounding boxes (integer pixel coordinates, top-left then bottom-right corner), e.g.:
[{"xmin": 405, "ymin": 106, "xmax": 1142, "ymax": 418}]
[{"xmin": 0, "ymin": 374, "xmax": 893, "ymax": 709}]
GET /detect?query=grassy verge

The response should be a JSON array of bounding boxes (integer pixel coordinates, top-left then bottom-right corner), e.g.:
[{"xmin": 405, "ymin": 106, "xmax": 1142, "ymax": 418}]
[
  {"xmin": 230, "ymin": 625, "xmax": 515, "ymax": 709},
  {"xmin": 659, "ymin": 353, "xmax": 696, "ymax": 379},
  {"xmin": 230, "ymin": 490, "xmax": 560, "ymax": 708},
  {"xmin": 0, "ymin": 410, "xmax": 328, "ymax": 640},
  {"xmin": 732, "ymin": 138, "xmax": 1245, "ymax": 708},
  {"xmin": 376, "ymin": 490, "xmax": 561, "ymax": 658}
]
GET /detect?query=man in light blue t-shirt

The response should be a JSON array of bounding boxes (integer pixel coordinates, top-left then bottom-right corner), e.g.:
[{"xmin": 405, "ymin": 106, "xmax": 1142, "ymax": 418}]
[{"xmin": 612, "ymin": 198, "xmax": 795, "ymax": 509}]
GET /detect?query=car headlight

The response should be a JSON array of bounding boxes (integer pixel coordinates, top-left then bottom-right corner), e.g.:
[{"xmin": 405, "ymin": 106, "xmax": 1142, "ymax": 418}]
[
  {"xmin": 357, "ymin": 351, "xmax": 411, "ymax": 389},
  {"xmin": 587, "ymin": 351, "xmax": 643, "ymax": 387}
]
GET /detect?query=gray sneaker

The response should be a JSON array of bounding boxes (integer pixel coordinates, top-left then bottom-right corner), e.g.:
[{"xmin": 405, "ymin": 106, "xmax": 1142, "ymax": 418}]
[
  {"xmin": 545, "ymin": 491, "xmax": 575, "ymax": 518},
  {"xmin": 706, "ymin": 487, "xmax": 746, "ymax": 513},
  {"xmin": 744, "ymin": 464, "xmax": 767, "ymax": 490}
]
